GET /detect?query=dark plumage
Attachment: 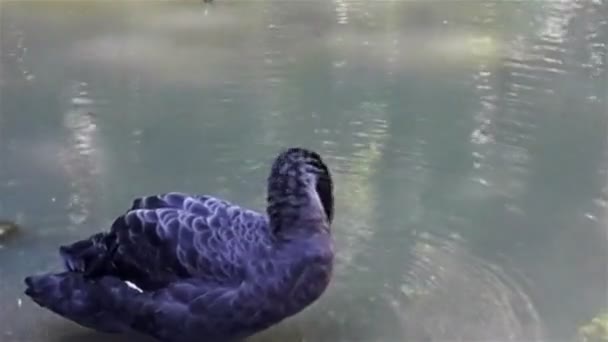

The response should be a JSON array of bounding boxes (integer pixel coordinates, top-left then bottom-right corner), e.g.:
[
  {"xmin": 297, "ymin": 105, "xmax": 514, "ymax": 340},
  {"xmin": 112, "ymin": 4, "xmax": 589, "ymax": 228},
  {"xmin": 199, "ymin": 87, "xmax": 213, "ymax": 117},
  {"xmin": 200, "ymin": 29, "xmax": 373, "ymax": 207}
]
[{"xmin": 24, "ymin": 147, "xmax": 334, "ymax": 342}]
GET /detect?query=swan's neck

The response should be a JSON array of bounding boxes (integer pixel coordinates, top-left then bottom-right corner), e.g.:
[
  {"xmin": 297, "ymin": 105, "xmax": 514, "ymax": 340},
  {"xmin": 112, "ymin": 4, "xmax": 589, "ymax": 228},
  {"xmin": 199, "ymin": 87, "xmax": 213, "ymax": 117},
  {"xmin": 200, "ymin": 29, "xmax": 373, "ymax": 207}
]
[{"xmin": 266, "ymin": 165, "xmax": 329, "ymax": 238}]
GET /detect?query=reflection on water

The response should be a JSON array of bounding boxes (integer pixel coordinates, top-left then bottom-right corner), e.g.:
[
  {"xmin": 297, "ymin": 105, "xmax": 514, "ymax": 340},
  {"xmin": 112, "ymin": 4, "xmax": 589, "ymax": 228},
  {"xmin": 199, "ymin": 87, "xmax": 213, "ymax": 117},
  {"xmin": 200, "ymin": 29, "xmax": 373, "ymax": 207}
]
[{"xmin": 0, "ymin": 1, "xmax": 607, "ymax": 341}]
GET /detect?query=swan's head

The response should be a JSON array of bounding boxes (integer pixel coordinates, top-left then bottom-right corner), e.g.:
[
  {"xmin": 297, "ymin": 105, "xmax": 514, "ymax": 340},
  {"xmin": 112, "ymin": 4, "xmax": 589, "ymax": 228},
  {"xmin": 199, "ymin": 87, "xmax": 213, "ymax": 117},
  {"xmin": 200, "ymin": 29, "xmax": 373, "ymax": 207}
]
[{"xmin": 268, "ymin": 147, "xmax": 334, "ymax": 224}]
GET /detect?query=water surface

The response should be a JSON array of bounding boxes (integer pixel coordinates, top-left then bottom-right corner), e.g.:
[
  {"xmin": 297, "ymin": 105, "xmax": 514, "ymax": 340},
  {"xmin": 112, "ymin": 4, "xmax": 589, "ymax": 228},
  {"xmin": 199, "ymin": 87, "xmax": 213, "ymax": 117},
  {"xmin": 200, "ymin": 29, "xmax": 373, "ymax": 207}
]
[{"xmin": 0, "ymin": 1, "xmax": 606, "ymax": 341}]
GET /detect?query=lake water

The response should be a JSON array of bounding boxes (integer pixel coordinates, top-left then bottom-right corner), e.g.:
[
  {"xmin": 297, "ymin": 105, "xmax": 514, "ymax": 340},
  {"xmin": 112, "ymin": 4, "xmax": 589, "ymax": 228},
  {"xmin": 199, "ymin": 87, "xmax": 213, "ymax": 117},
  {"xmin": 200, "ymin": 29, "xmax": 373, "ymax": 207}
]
[{"xmin": 0, "ymin": 1, "xmax": 606, "ymax": 341}]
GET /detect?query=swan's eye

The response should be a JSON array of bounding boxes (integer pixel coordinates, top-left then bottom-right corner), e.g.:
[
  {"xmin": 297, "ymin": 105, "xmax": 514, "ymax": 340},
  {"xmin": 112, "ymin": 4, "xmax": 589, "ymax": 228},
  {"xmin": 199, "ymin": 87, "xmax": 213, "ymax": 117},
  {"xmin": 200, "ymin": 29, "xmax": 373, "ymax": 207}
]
[{"xmin": 304, "ymin": 161, "xmax": 325, "ymax": 175}]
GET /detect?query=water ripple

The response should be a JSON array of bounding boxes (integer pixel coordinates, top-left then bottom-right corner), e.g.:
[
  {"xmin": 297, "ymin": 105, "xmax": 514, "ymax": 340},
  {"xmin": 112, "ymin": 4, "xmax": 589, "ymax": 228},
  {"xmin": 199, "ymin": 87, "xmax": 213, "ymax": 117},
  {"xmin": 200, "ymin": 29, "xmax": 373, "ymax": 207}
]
[{"xmin": 390, "ymin": 232, "xmax": 544, "ymax": 341}]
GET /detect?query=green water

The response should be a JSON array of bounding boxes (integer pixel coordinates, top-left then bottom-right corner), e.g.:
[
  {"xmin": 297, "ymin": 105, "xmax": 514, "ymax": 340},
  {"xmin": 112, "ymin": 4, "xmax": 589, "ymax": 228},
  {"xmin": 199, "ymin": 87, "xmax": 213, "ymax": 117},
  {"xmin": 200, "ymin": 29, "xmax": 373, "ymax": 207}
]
[{"xmin": 0, "ymin": 1, "xmax": 606, "ymax": 341}]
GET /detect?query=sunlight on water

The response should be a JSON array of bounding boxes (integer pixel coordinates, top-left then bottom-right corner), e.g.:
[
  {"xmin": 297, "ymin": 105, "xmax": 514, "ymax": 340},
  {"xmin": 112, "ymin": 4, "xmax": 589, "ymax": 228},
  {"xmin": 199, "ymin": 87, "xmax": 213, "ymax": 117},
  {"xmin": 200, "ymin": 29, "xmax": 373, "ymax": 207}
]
[
  {"xmin": 61, "ymin": 81, "xmax": 101, "ymax": 227},
  {"xmin": 329, "ymin": 101, "xmax": 389, "ymax": 272},
  {"xmin": 333, "ymin": 0, "xmax": 349, "ymax": 25}
]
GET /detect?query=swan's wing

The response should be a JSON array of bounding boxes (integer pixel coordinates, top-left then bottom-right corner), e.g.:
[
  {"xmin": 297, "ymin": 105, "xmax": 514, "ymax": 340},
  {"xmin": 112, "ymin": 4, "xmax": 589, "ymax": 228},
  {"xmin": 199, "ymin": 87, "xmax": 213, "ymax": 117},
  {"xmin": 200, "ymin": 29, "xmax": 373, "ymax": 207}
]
[
  {"xmin": 60, "ymin": 194, "xmax": 271, "ymax": 290},
  {"xmin": 114, "ymin": 199, "xmax": 270, "ymax": 285},
  {"xmin": 128, "ymin": 192, "xmax": 231, "ymax": 215}
]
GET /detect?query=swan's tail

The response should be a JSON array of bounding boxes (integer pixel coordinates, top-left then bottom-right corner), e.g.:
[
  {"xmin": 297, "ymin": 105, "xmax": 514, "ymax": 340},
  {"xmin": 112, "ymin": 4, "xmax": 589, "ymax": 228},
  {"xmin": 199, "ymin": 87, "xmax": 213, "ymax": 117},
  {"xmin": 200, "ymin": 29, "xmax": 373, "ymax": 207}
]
[
  {"xmin": 58, "ymin": 232, "xmax": 117, "ymax": 276},
  {"xmin": 24, "ymin": 271, "xmax": 140, "ymax": 333}
]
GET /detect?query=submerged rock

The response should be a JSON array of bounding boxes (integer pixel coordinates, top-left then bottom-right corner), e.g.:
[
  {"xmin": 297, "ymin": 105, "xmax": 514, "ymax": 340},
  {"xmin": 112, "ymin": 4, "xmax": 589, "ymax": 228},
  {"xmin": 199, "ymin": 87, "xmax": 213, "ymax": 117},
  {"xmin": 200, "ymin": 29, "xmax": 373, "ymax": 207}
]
[{"xmin": 0, "ymin": 220, "xmax": 20, "ymax": 241}]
